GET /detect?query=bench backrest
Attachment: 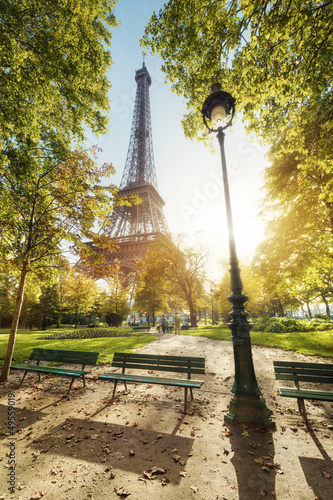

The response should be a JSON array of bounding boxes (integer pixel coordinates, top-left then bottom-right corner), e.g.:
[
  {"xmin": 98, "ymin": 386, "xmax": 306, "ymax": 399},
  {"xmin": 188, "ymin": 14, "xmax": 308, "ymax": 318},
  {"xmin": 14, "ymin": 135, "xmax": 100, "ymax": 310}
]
[
  {"xmin": 273, "ymin": 361, "xmax": 333, "ymax": 387},
  {"xmin": 30, "ymin": 348, "xmax": 99, "ymax": 367},
  {"xmin": 112, "ymin": 352, "xmax": 205, "ymax": 379}
]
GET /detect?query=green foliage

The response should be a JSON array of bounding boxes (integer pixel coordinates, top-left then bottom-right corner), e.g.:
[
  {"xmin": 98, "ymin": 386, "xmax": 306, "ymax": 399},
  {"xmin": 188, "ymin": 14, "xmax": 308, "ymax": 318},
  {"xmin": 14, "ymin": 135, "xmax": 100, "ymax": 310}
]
[
  {"xmin": 105, "ymin": 312, "xmax": 124, "ymax": 327},
  {"xmin": 136, "ymin": 235, "xmax": 208, "ymax": 326},
  {"xmin": 0, "ymin": 0, "xmax": 117, "ymax": 162},
  {"xmin": 60, "ymin": 269, "xmax": 99, "ymax": 328},
  {"xmin": 143, "ymin": 1, "xmax": 333, "ymax": 146},
  {"xmin": 252, "ymin": 316, "xmax": 333, "ymax": 333},
  {"xmin": 31, "ymin": 284, "xmax": 62, "ymax": 330}
]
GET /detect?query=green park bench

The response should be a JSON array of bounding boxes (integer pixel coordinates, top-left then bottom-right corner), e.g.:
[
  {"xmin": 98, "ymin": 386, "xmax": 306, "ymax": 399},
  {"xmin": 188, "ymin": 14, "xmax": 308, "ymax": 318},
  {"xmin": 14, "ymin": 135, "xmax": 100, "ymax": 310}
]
[
  {"xmin": 273, "ymin": 360, "xmax": 333, "ymax": 425},
  {"xmin": 11, "ymin": 348, "xmax": 99, "ymax": 394},
  {"xmin": 98, "ymin": 352, "xmax": 205, "ymax": 412}
]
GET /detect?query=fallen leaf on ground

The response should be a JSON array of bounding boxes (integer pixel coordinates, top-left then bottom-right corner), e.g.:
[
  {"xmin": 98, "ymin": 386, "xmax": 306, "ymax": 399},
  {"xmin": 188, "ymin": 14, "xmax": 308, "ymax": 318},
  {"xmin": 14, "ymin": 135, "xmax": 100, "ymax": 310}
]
[
  {"xmin": 151, "ymin": 467, "xmax": 166, "ymax": 474},
  {"xmin": 30, "ymin": 492, "xmax": 47, "ymax": 500},
  {"xmin": 114, "ymin": 486, "xmax": 130, "ymax": 497},
  {"xmin": 190, "ymin": 485, "xmax": 198, "ymax": 493}
]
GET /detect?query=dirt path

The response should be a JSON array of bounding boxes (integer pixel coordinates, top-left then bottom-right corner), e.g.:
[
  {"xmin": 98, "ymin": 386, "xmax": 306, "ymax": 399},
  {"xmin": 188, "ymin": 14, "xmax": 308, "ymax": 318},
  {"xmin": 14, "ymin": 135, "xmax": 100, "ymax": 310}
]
[{"xmin": 0, "ymin": 334, "xmax": 332, "ymax": 500}]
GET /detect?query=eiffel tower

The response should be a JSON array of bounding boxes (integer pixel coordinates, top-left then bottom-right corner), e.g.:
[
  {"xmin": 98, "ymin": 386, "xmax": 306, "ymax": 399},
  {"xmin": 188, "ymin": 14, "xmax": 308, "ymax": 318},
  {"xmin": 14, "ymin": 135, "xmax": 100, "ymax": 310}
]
[{"xmin": 101, "ymin": 63, "xmax": 169, "ymax": 276}]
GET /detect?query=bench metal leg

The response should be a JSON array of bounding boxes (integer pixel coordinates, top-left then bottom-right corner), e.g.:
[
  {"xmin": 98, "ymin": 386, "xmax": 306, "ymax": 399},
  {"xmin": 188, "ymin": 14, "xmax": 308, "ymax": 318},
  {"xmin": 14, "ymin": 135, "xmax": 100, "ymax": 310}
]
[
  {"xmin": 190, "ymin": 388, "xmax": 194, "ymax": 400},
  {"xmin": 184, "ymin": 387, "xmax": 188, "ymax": 413},
  {"xmin": 67, "ymin": 377, "xmax": 75, "ymax": 395},
  {"xmin": 297, "ymin": 398, "xmax": 309, "ymax": 426},
  {"xmin": 18, "ymin": 370, "xmax": 28, "ymax": 387},
  {"xmin": 112, "ymin": 380, "xmax": 118, "ymax": 400}
]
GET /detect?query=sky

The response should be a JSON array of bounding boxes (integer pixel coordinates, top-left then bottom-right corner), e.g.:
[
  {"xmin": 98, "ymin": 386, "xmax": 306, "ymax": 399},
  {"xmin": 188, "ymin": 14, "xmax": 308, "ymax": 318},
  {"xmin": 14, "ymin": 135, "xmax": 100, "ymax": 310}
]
[{"xmin": 86, "ymin": 0, "xmax": 269, "ymax": 281}]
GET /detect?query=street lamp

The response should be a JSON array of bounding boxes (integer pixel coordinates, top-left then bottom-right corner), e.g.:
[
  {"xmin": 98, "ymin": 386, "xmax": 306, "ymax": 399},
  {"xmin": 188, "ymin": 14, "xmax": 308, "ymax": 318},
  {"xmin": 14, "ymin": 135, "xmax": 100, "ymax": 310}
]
[{"xmin": 201, "ymin": 84, "xmax": 273, "ymax": 427}]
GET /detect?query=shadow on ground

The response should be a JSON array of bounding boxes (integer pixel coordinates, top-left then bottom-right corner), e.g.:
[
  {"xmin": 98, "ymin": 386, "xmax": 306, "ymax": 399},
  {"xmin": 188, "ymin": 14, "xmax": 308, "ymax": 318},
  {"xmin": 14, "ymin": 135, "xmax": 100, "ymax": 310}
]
[
  {"xmin": 299, "ymin": 429, "xmax": 333, "ymax": 498},
  {"xmin": 228, "ymin": 424, "xmax": 277, "ymax": 499},
  {"xmin": 0, "ymin": 403, "xmax": 49, "ymax": 436},
  {"xmin": 28, "ymin": 417, "xmax": 194, "ymax": 484}
]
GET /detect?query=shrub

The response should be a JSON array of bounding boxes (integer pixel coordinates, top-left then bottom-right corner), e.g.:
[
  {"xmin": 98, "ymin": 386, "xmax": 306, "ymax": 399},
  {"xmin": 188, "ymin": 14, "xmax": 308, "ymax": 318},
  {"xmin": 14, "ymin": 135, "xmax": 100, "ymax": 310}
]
[
  {"xmin": 260, "ymin": 316, "xmax": 333, "ymax": 333},
  {"xmin": 42, "ymin": 328, "xmax": 132, "ymax": 340}
]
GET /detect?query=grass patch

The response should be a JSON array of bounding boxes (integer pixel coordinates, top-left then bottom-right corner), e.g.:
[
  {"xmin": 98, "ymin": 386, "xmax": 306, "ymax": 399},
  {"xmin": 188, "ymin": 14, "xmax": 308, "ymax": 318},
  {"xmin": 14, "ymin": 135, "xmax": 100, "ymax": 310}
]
[
  {"xmin": 0, "ymin": 324, "xmax": 332, "ymax": 366},
  {"xmin": 181, "ymin": 325, "xmax": 232, "ymax": 341},
  {"xmin": 183, "ymin": 325, "xmax": 333, "ymax": 358},
  {"xmin": 250, "ymin": 329, "xmax": 333, "ymax": 358},
  {"xmin": 0, "ymin": 328, "xmax": 156, "ymax": 365}
]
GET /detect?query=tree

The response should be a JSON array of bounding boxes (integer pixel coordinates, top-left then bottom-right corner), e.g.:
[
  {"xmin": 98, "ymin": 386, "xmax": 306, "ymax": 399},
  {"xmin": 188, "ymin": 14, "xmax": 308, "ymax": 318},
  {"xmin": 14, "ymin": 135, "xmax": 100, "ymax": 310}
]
[
  {"xmin": 259, "ymin": 115, "xmax": 333, "ymax": 254},
  {"xmin": 0, "ymin": 1, "xmax": 119, "ymax": 381},
  {"xmin": 61, "ymin": 269, "xmax": 99, "ymax": 328},
  {"xmin": 0, "ymin": 0, "xmax": 117, "ymax": 164},
  {"xmin": 0, "ymin": 265, "xmax": 17, "ymax": 327},
  {"xmin": 0, "ymin": 149, "xmax": 123, "ymax": 381},
  {"xmin": 134, "ymin": 256, "xmax": 170, "ymax": 326},
  {"xmin": 143, "ymin": 0, "xmax": 333, "ymax": 146},
  {"xmin": 30, "ymin": 283, "xmax": 62, "ymax": 330},
  {"xmin": 141, "ymin": 235, "xmax": 208, "ymax": 326}
]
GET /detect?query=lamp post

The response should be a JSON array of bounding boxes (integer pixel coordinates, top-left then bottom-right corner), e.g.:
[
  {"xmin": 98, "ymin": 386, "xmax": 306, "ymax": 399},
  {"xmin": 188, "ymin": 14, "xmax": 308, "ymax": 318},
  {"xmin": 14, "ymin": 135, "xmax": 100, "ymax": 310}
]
[{"xmin": 201, "ymin": 84, "xmax": 273, "ymax": 427}]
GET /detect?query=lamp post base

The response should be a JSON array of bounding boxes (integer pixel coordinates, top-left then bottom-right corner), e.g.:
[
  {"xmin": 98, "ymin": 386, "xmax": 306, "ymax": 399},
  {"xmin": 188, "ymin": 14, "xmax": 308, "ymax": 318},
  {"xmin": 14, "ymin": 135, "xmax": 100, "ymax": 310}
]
[{"xmin": 225, "ymin": 392, "xmax": 274, "ymax": 427}]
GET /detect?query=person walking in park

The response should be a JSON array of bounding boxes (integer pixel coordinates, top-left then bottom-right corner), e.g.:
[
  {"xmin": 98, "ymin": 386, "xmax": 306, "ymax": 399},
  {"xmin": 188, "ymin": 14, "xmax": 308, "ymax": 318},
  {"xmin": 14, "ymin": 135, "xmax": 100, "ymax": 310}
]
[
  {"xmin": 161, "ymin": 315, "xmax": 167, "ymax": 333},
  {"xmin": 174, "ymin": 312, "xmax": 181, "ymax": 335}
]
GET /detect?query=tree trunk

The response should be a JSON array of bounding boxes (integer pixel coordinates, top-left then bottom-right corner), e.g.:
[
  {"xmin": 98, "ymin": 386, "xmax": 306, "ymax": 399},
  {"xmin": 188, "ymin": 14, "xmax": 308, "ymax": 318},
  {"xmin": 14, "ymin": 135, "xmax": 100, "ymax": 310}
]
[
  {"xmin": 74, "ymin": 305, "xmax": 78, "ymax": 328},
  {"xmin": 187, "ymin": 295, "xmax": 196, "ymax": 326},
  {"xmin": 306, "ymin": 301, "xmax": 312, "ymax": 318},
  {"xmin": 321, "ymin": 294, "xmax": 330, "ymax": 316},
  {"xmin": 0, "ymin": 265, "xmax": 28, "ymax": 382}
]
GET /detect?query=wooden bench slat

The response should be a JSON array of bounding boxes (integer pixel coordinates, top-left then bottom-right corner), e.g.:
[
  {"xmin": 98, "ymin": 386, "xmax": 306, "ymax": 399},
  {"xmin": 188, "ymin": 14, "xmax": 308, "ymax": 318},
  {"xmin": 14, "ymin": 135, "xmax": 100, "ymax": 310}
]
[
  {"xmin": 278, "ymin": 388, "xmax": 333, "ymax": 401},
  {"xmin": 11, "ymin": 365, "xmax": 89, "ymax": 376},
  {"xmin": 99, "ymin": 373, "xmax": 203, "ymax": 388},
  {"xmin": 30, "ymin": 349, "xmax": 99, "ymax": 364},
  {"xmin": 273, "ymin": 361, "xmax": 333, "ymax": 370},
  {"xmin": 275, "ymin": 373, "xmax": 333, "ymax": 384},
  {"xmin": 113, "ymin": 352, "xmax": 205, "ymax": 362},
  {"xmin": 112, "ymin": 362, "xmax": 205, "ymax": 374}
]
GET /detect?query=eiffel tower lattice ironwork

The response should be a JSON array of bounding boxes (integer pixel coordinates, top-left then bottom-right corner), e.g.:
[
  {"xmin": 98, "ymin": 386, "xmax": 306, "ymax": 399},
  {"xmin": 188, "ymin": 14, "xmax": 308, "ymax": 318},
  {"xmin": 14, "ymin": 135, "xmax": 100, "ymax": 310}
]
[{"xmin": 102, "ymin": 63, "xmax": 169, "ymax": 275}]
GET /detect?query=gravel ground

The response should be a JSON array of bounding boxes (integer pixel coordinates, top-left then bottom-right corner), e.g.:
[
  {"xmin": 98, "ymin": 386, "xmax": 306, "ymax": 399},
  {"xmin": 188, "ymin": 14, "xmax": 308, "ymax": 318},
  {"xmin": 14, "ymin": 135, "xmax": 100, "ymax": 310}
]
[{"xmin": 0, "ymin": 333, "xmax": 332, "ymax": 500}]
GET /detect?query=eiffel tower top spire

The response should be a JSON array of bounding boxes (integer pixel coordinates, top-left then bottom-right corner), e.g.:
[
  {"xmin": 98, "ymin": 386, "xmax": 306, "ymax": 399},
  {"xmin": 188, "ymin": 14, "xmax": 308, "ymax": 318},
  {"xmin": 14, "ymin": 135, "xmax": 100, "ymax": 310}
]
[{"xmin": 119, "ymin": 63, "xmax": 158, "ymax": 190}]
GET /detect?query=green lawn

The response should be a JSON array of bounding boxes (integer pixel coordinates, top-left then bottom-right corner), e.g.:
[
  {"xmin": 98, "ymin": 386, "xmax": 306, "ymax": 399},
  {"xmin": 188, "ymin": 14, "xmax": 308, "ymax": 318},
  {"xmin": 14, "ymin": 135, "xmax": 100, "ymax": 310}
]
[
  {"xmin": 0, "ymin": 324, "xmax": 332, "ymax": 365},
  {"xmin": 0, "ymin": 328, "xmax": 157, "ymax": 365},
  {"xmin": 182, "ymin": 325, "xmax": 333, "ymax": 358}
]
